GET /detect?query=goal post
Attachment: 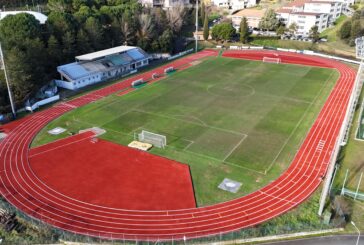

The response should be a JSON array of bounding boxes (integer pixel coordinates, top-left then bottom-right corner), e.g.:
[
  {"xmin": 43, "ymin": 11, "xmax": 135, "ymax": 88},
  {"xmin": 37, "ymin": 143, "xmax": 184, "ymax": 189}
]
[
  {"xmin": 138, "ymin": 130, "xmax": 167, "ymax": 148},
  {"xmin": 262, "ymin": 57, "xmax": 281, "ymax": 64},
  {"xmin": 164, "ymin": 67, "xmax": 174, "ymax": 74}
]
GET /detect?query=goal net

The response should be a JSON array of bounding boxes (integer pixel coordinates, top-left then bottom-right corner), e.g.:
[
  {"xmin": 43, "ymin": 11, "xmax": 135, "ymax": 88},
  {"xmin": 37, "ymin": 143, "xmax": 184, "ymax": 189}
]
[
  {"xmin": 262, "ymin": 57, "xmax": 281, "ymax": 64},
  {"xmin": 138, "ymin": 130, "xmax": 167, "ymax": 148},
  {"xmin": 164, "ymin": 67, "xmax": 174, "ymax": 74}
]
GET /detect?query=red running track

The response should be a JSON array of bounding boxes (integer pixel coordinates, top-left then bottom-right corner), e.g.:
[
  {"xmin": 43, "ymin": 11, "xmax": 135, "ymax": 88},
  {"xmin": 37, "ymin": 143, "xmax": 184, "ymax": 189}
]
[
  {"xmin": 29, "ymin": 132, "xmax": 196, "ymax": 210},
  {"xmin": 0, "ymin": 49, "xmax": 357, "ymax": 241}
]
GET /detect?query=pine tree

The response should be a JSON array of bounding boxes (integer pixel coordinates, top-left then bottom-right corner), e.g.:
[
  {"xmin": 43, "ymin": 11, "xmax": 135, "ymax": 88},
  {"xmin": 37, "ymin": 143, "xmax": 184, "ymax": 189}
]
[
  {"xmin": 203, "ymin": 14, "xmax": 209, "ymax": 40},
  {"xmin": 239, "ymin": 17, "xmax": 249, "ymax": 43},
  {"xmin": 309, "ymin": 25, "xmax": 320, "ymax": 43},
  {"xmin": 201, "ymin": 1, "xmax": 205, "ymax": 26},
  {"xmin": 76, "ymin": 29, "xmax": 92, "ymax": 54},
  {"xmin": 62, "ymin": 31, "xmax": 76, "ymax": 61},
  {"xmin": 47, "ymin": 35, "xmax": 62, "ymax": 66}
]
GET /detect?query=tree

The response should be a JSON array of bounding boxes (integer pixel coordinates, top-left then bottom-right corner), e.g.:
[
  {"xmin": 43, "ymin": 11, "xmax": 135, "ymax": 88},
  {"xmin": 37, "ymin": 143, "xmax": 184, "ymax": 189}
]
[
  {"xmin": 337, "ymin": 20, "xmax": 351, "ymax": 40},
  {"xmin": 72, "ymin": 0, "xmax": 92, "ymax": 11},
  {"xmin": 203, "ymin": 14, "xmax": 209, "ymax": 41},
  {"xmin": 120, "ymin": 16, "xmax": 135, "ymax": 45},
  {"xmin": 158, "ymin": 29, "xmax": 173, "ymax": 52},
  {"xmin": 47, "ymin": 0, "xmax": 73, "ymax": 13},
  {"xmin": 74, "ymin": 5, "xmax": 93, "ymax": 22},
  {"xmin": 211, "ymin": 22, "xmax": 235, "ymax": 42},
  {"xmin": 201, "ymin": 1, "xmax": 205, "ymax": 26},
  {"xmin": 309, "ymin": 25, "xmax": 320, "ymax": 43},
  {"xmin": 84, "ymin": 16, "xmax": 104, "ymax": 50},
  {"xmin": 136, "ymin": 14, "xmax": 155, "ymax": 50},
  {"xmin": 259, "ymin": 9, "xmax": 279, "ymax": 31},
  {"xmin": 288, "ymin": 22, "xmax": 298, "ymax": 35},
  {"xmin": 276, "ymin": 25, "xmax": 286, "ymax": 36},
  {"xmin": 47, "ymin": 35, "xmax": 62, "ymax": 66},
  {"xmin": 47, "ymin": 12, "xmax": 77, "ymax": 41},
  {"xmin": 166, "ymin": 4, "xmax": 186, "ymax": 33},
  {"xmin": 350, "ymin": 20, "xmax": 362, "ymax": 40},
  {"xmin": 76, "ymin": 29, "xmax": 92, "ymax": 54},
  {"xmin": 62, "ymin": 31, "xmax": 76, "ymax": 60},
  {"xmin": 352, "ymin": 10, "xmax": 361, "ymax": 21},
  {"xmin": 5, "ymin": 38, "xmax": 47, "ymax": 104},
  {"xmin": 5, "ymin": 47, "xmax": 32, "ymax": 104},
  {"xmin": 0, "ymin": 13, "xmax": 42, "ymax": 48},
  {"xmin": 0, "ymin": 13, "xmax": 47, "ymax": 108},
  {"xmin": 239, "ymin": 17, "xmax": 249, "ymax": 43}
]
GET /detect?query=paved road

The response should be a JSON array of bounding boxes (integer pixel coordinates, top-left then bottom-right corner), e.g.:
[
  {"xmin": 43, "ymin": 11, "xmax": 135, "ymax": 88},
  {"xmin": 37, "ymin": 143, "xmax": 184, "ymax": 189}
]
[{"xmin": 260, "ymin": 235, "xmax": 363, "ymax": 245}]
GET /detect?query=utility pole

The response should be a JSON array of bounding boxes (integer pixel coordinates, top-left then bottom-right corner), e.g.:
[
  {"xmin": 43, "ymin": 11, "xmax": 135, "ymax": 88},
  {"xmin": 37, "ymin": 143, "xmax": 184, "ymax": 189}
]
[
  {"xmin": 195, "ymin": 0, "xmax": 198, "ymax": 52},
  {"xmin": 0, "ymin": 42, "xmax": 16, "ymax": 118}
]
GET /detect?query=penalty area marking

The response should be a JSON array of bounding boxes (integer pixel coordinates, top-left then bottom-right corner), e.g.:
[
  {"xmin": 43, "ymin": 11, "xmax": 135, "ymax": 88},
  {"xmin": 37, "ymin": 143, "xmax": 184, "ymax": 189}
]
[{"xmin": 223, "ymin": 135, "xmax": 248, "ymax": 162}]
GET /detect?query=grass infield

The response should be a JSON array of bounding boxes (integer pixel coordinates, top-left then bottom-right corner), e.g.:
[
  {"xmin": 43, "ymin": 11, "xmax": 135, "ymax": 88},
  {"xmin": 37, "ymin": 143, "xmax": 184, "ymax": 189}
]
[{"xmin": 32, "ymin": 56, "xmax": 339, "ymax": 206}]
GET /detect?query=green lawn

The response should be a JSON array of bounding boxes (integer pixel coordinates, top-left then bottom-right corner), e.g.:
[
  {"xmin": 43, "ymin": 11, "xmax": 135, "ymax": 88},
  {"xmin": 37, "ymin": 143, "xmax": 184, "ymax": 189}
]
[
  {"xmin": 333, "ymin": 87, "xmax": 364, "ymax": 193},
  {"xmin": 331, "ymin": 76, "xmax": 364, "ymax": 232},
  {"xmin": 320, "ymin": 15, "xmax": 348, "ymax": 42},
  {"xmin": 32, "ymin": 56, "xmax": 339, "ymax": 206}
]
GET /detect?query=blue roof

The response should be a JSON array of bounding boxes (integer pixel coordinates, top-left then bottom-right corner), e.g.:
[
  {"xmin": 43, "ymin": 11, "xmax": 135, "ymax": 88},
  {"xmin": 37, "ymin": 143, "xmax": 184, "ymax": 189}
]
[
  {"xmin": 108, "ymin": 55, "xmax": 129, "ymax": 66},
  {"xmin": 127, "ymin": 49, "xmax": 145, "ymax": 60},
  {"xmin": 58, "ymin": 62, "xmax": 90, "ymax": 80}
]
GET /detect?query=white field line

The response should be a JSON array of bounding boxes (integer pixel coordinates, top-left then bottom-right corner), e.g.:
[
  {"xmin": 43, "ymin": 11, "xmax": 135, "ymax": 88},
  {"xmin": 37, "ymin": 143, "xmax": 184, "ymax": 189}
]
[
  {"xmin": 0, "ymin": 53, "xmax": 353, "ymax": 239},
  {"xmin": 29, "ymin": 134, "xmax": 94, "ymax": 158},
  {"xmin": 134, "ymin": 109, "xmax": 247, "ymax": 137},
  {"xmin": 183, "ymin": 140, "xmax": 195, "ymax": 151},
  {"xmin": 180, "ymin": 148, "xmax": 266, "ymax": 175},
  {"xmin": 222, "ymin": 135, "xmax": 247, "ymax": 162},
  {"xmin": 258, "ymin": 190, "xmax": 298, "ymax": 205},
  {"xmin": 0, "ymin": 52, "xmax": 352, "ymax": 233},
  {"xmin": 265, "ymin": 70, "xmax": 337, "ymax": 174},
  {"xmin": 173, "ymin": 115, "xmax": 208, "ymax": 126},
  {"xmin": 15, "ymin": 59, "xmax": 346, "ymax": 222},
  {"xmin": 262, "ymin": 93, "xmax": 312, "ymax": 105}
]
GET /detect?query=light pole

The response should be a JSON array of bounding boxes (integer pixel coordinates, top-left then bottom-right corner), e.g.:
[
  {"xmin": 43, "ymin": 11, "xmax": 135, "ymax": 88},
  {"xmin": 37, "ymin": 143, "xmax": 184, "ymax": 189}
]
[
  {"xmin": 351, "ymin": 221, "xmax": 360, "ymax": 245},
  {"xmin": 0, "ymin": 42, "xmax": 16, "ymax": 118},
  {"xmin": 195, "ymin": 0, "xmax": 198, "ymax": 52}
]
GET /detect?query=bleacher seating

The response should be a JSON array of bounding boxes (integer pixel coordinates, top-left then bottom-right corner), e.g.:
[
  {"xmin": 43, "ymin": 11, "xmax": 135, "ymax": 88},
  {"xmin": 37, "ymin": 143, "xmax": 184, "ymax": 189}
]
[
  {"xmin": 120, "ymin": 52, "xmax": 134, "ymax": 63},
  {"xmin": 127, "ymin": 49, "xmax": 145, "ymax": 60},
  {"xmin": 58, "ymin": 62, "xmax": 90, "ymax": 80},
  {"xmin": 82, "ymin": 62, "xmax": 108, "ymax": 72},
  {"xmin": 56, "ymin": 46, "xmax": 149, "ymax": 90},
  {"xmin": 109, "ymin": 55, "xmax": 129, "ymax": 66}
]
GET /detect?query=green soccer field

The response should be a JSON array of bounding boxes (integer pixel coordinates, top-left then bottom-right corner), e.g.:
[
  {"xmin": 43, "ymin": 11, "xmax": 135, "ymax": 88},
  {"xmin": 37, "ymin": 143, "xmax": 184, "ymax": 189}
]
[{"xmin": 32, "ymin": 56, "xmax": 339, "ymax": 206}]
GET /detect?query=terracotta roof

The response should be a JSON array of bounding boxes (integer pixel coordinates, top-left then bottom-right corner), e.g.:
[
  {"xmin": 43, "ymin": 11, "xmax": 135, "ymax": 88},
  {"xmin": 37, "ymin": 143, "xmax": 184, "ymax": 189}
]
[
  {"xmin": 232, "ymin": 9, "xmax": 266, "ymax": 18},
  {"xmin": 306, "ymin": 1, "xmax": 334, "ymax": 4},
  {"xmin": 277, "ymin": 8, "xmax": 293, "ymax": 13},
  {"xmin": 285, "ymin": 0, "xmax": 310, "ymax": 7},
  {"xmin": 291, "ymin": 11, "xmax": 323, "ymax": 16}
]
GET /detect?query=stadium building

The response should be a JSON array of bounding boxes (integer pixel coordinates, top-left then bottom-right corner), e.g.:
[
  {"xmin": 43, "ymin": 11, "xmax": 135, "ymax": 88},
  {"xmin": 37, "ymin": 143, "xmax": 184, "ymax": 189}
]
[{"xmin": 55, "ymin": 46, "xmax": 149, "ymax": 90}]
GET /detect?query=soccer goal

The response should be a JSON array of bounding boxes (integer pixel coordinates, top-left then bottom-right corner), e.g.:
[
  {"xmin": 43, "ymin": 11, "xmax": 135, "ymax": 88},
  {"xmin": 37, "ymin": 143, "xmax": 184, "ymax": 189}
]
[
  {"xmin": 137, "ymin": 130, "xmax": 167, "ymax": 148},
  {"xmin": 152, "ymin": 73, "xmax": 160, "ymax": 79},
  {"xmin": 131, "ymin": 78, "xmax": 145, "ymax": 87},
  {"xmin": 262, "ymin": 57, "xmax": 281, "ymax": 64},
  {"xmin": 164, "ymin": 67, "xmax": 174, "ymax": 74}
]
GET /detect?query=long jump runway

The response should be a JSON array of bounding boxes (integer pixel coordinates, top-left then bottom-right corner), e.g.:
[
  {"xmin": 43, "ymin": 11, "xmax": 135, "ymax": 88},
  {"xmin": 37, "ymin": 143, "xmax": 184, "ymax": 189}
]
[{"xmin": 0, "ymin": 49, "xmax": 357, "ymax": 241}]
